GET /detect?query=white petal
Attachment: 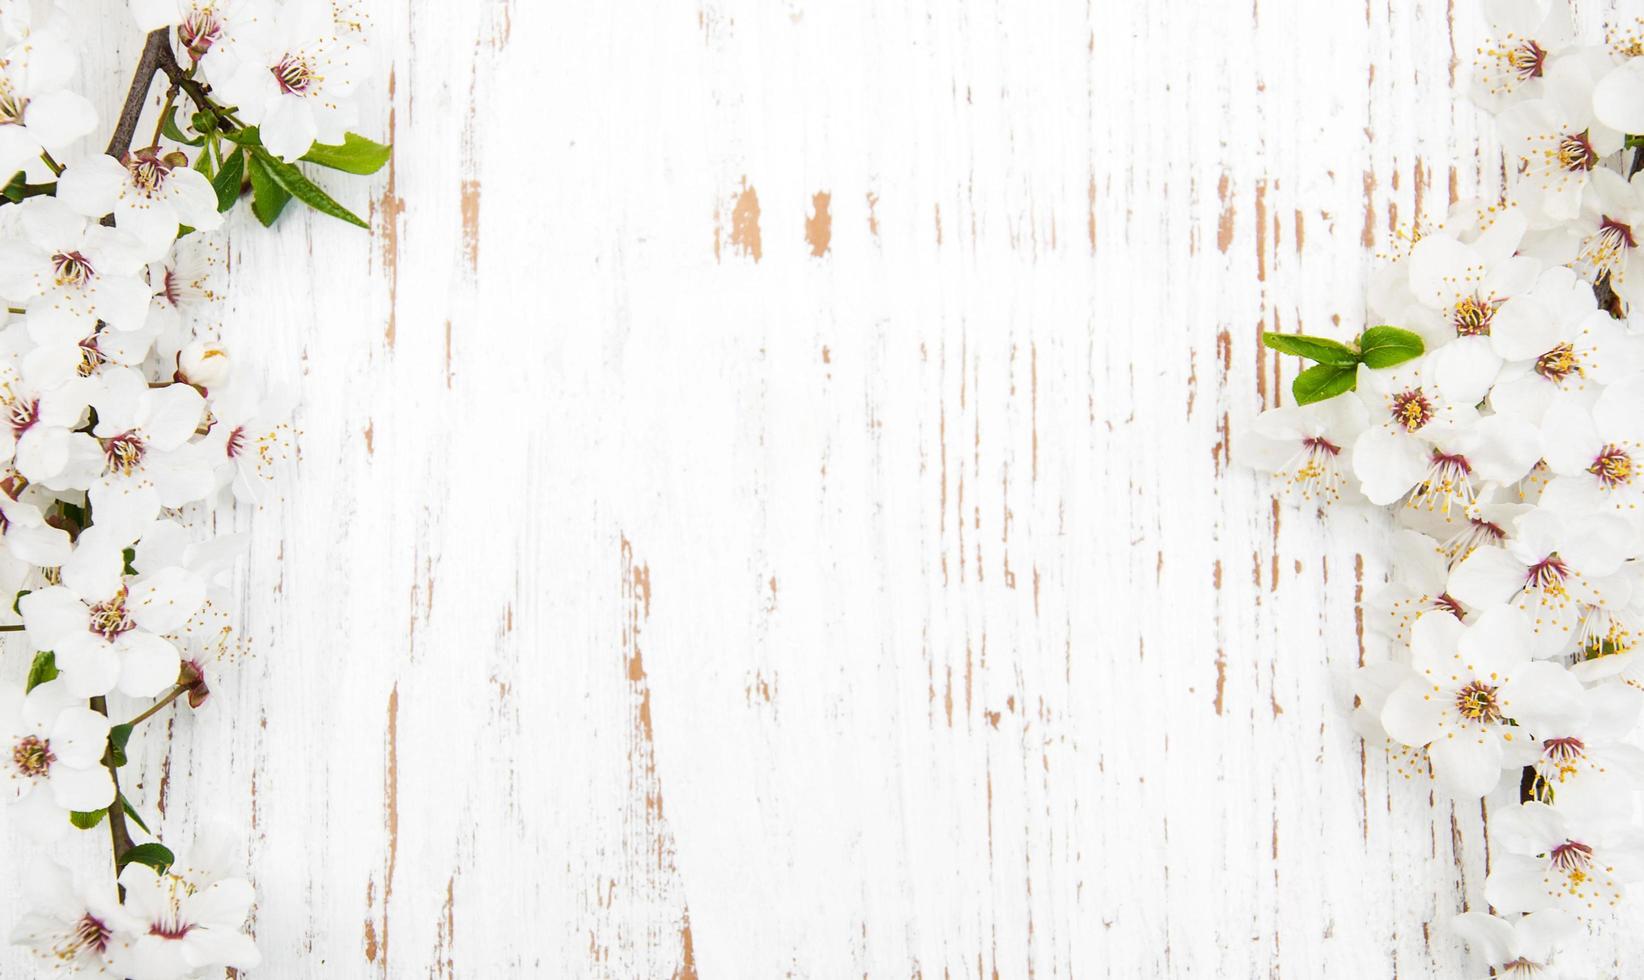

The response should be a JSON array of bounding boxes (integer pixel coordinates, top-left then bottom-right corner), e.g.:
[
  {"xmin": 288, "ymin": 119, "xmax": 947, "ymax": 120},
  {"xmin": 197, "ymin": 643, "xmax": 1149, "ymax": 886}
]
[
  {"xmin": 128, "ymin": 567, "xmax": 206, "ymax": 634},
  {"xmin": 45, "ymin": 705, "xmax": 109, "ymax": 768},
  {"xmin": 1411, "ymin": 610, "xmax": 1466, "ymax": 671},
  {"xmin": 1451, "ymin": 910, "xmax": 1514, "ymax": 966},
  {"xmin": 1594, "ymin": 58, "xmax": 1644, "ymax": 134},
  {"xmin": 55, "ymin": 155, "xmax": 128, "ymax": 220},
  {"xmin": 47, "ymin": 762, "xmax": 113, "ymax": 812},
  {"xmin": 88, "ymin": 275, "xmax": 154, "ymax": 333},
  {"xmin": 19, "ymin": 586, "xmax": 88, "ymax": 647},
  {"xmin": 143, "ymin": 383, "xmax": 204, "ymax": 449},
  {"xmin": 262, "ymin": 95, "xmax": 319, "ymax": 162},
  {"xmin": 1499, "ymin": 660, "xmax": 1585, "ymax": 731},
  {"xmin": 1447, "ymin": 547, "xmax": 1526, "ymax": 608},
  {"xmin": 115, "ymin": 631, "xmax": 180, "ymax": 698},
  {"xmin": 21, "ymin": 90, "xmax": 98, "ymax": 152},
  {"xmin": 1428, "ymin": 734, "xmax": 1504, "ymax": 798},
  {"xmin": 1380, "ymin": 679, "xmax": 1444, "ymax": 746}
]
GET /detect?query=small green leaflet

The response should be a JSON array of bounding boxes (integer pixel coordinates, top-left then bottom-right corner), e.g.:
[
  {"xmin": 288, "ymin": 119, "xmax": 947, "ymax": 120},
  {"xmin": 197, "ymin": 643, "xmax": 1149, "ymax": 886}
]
[
  {"xmin": 1357, "ymin": 326, "xmax": 1425, "ymax": 369},
  {"xmin": 108, "ymin": 723, "xmax": 134, "ymax": 768},
  {"xmin": 246, "ymin": 152, "xmax": 293, "ymax": 227},
  {"xmin": 300, "ymin": 133, "xmax": 392, "ymax": 175},
  {"xmin": 1262, "ymin": 326, "xmax": 1425, "ymax": 404},
  {"xmin": 119, "ymin": 793, "xmax": 152, "ymax": 835},
  {"xmin": 250, "ymin": 148, "xmax": 369, "ymax": 228},
  {"xmin": 213, "ymin": 149, "xmax": 247, "ymax": 212},
  {"xmin": 1260, "ymin": 333, "xmax": 1358, "ymax": 366},
  {"xmin": 118, "ymin": 842, "xmax": 175, "ymax": 873},
  {"xmin": 25, "ymin": 651, "xmax": 56, "ymax": 692},
  {"xmin": 161, "ymin": 106, "xmax": 205, "ymax": 147},
  {"xmin": 69, "ymin": 809, "xmax": 106, "ymax": 830},
  {"xmin": 1292, "ymin": 364, "xmax": 1359, "ymax": 405}
]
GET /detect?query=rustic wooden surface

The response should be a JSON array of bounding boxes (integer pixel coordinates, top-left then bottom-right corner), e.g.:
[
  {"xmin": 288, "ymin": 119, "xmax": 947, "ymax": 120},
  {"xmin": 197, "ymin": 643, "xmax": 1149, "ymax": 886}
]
[{"xmin": 2, "ymin": 0, "xmax": 1640, "ymax": 976}]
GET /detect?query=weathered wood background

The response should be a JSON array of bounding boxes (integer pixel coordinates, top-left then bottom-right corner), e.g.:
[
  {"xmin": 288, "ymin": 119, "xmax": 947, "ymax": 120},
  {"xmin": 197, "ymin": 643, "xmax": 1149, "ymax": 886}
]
[{"xmin": 3, "ymin": 0, "xmax": 1640, "ymax": 976}]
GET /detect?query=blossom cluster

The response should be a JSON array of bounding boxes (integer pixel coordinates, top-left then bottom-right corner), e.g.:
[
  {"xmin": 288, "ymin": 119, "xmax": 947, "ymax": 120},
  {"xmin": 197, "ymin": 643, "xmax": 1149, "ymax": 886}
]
[
  {"xmin": 1247, "ymin": 2, "xmax": 1644, "ymax": 974},
  {"xmin": 0, "ymin": 0, "xmax": 382, "ymax": 976}
]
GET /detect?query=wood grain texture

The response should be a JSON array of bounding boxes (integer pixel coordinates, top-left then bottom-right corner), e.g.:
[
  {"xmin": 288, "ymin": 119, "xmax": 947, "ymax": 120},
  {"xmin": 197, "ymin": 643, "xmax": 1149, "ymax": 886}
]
[{"xmin": 1, "ymin": 0, "xmax": 1640, "ymax": 976}]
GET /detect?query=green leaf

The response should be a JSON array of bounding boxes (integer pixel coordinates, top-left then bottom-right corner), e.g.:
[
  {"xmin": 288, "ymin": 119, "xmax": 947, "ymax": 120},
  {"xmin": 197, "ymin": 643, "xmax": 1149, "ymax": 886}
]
[
  {"xmin": 1292, "ymin": 363, "xmax": 1358, "ymax": 405},
  {"xmin": 300, "ymin": 132, "xmax": 392, "ymax": 175},
  {"xmin": 223, "ymin": 125, "xmax": 261, "ymax": 146},
  {"xmin": 246, "ymin": 152, "xmax": 292, "ymax": 227},
  {"xmin": 2, "ymin": 170, "xmax": 25, "ymax": 203},
  {"xmin": 69, "ymin": 808, "xmax": 106, "ymax": 829},
  {"xmin": 121, "ymin": 546, "xmax": 137, "ymax": 577},
  {"xmin": 250, "ymin": 148, "xmax": 368, "ymax": 228},
  {"xmin": 118, "ymin": 842, "xmax": 175, "ymax": 873},
  {"xmin": 118, "ymin": 793, "xmax": 152, "ymax": 835},
  {"xmin": 109, "ymin": 723, "xmax": 133, "ymax": 768},
  {"xmin": 213, "ymin": 148, "xmax": 246, "ymax": 212},
  {"xmin": 12, "ymin": 588, "xmax": 30, "ymax": 616},
  {"xmin": 25, "ymin": 651, "xmax": 56, "ymax": 692},
  {"xmin": 1261, "ymin": 332, "xmax": 1359, "ymax": 367},
  {"xmin": 161, "ymin": 105, "xmax": 205, "ymax": 147},
  {"xmin": 1357, "ymin": 325, "xmax": 1426, "ymax": 369}
]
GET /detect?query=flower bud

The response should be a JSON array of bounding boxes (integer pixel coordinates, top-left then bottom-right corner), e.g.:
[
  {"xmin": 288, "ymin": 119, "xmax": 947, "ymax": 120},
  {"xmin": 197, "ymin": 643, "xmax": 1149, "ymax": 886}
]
[{"xmin": 179, "ymin": 341, "xmax": 231, "ymax": 388}]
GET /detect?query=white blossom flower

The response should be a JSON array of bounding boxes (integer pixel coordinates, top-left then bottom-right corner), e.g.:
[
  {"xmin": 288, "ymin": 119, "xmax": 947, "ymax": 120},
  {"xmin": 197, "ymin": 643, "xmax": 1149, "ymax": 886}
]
[
  {"xmin": 1471, "ymin": 0, "xmax": 1575, "ymax": 110},
  {"xmin": 1351, "ymin": 360, "xmax": 1480, "ymax": 506},
  {"xmin": 85, "ymin": 368, "xmax": 211, "ymax": 533},
  {"xmin": 1498, "ymin": 51, "xmax": 1627, "ymax": 225},
  {"xmin": 9, "ymin": 860, "xmax": 140, "ymax": 976},
  {"xmin": 0, "ymin": 197, "xmax": 153, "ymax": 344},
  {"xmin": 1538, "ymin": 379, "xmax": 1644, "ymax": 530},
  {"xmin": 110, "ymin": 860, "xmax": 260, "ymax": 979},
  {"xmin": 1486, "ymin": 800, "xmax": 1644, "ymax": 914},
  {"xmin": 0, "ymin": 27, "xmax": 96, "ymax": 180},
  {"xmin": 19, "ymin": 523, "xmax": 204, "ymax": 697},
  {"xmin": 0, "ymin": 482, "xmax": 68, "ymax": 566},
  {"xmin": 208, "ymin": 0, "xmax": 368, "ymax": 161},
  {"xmin": 1489, "ymin": 301, "xmax": 1635, "ymax": 423},
  {"xmin": 1403, "ymin": 216, "xmax": 1539, "ymax": 404},
  {"xmin": 1368, "ymin": 529, "xmax": 1465, "ymax": 647},
  {"xmin": 1452, "ymin": 909, "xmax": 1581, "ymax": 979},
  {"xmin": 1380, "ymin": 605, "xmax": 1583, "ymax": 797},
  {"xmin": 56, "ymin": 151, "xmax": 223, "ymax": 259},
  {"xmin": 1526, "ymin": 681, "xmax": 1644, "ymax": 833},
  {"xmin": 198, "ymin": 372, "xmax": 292, "ymax": 503},
  {"xmin": 1566, "ymin": 168, "xmax": 1644, "ymax": 310},
  {"xmin": 130, "ymin": 0, "xmax": 268, "ymax": 64},
  {"xmin": 1446, "ymin": 506, "xmax": 1633, "ymax": 656},
  {"xmin": 0, "ymin": 679, "xmax": 112, "ymax": 839},
  {"xmin": 0, "ymin": 356, "xmax": 94, "ymax": 485},
  {"xmin": 1240, "ymin": 395, "xmax": 1367, "ymax": 505}
]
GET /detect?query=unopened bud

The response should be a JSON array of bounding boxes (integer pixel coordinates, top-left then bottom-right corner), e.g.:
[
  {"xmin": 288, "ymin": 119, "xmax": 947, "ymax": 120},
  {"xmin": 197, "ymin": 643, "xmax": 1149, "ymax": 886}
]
[{"xmin": 179, "ymin": 341, "xmax": 231, "ymax": 388}]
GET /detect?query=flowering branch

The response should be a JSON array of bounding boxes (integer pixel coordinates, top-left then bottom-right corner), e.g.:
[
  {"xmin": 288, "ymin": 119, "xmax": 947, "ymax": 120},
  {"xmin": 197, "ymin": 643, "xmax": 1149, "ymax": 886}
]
[
  {"xmin": 1248, "ymin": 6, "xmax": 1644, "ymax": 975},
  {"xmin": 0, "ymin": 2, "xmax": 386, "ymax": 975}
]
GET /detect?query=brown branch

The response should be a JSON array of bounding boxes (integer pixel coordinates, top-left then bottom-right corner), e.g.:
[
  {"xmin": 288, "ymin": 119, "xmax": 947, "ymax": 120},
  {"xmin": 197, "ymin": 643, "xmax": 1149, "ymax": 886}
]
[
  {"xmin": 89, "ymin": 696, "xmax": 136, "ymax": 872},
  {"xmin": 106, "ymin": 29, "xmax": 173, "ymax": 159}
]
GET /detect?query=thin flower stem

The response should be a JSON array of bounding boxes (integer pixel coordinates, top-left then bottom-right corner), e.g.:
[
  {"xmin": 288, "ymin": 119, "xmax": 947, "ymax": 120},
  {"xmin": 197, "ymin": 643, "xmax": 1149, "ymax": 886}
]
[
  {"xmin": 37, "ymin": 151, "xmax": 62, "ymax": 176},
  {"xmin": 122, "ymin": 685, "xmax": 188, "ymax": 728},
  {"xmin": 0, "ymin": 624, "xmax": 23, "ymax": 632},
  {"xmin": 150, "ymin": 83, "xmax": 180, "ymax": 151}
]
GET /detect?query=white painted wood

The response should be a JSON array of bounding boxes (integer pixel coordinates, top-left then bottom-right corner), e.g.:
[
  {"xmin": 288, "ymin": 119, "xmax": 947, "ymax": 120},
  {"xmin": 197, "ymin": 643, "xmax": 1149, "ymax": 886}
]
[{"xmin": 2, "ymin": 0, "xmax": 1640, "ymax": 976}]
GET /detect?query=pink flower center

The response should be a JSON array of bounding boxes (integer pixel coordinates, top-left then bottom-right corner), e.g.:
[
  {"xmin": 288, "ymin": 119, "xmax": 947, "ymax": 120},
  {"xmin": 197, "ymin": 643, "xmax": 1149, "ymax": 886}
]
[
  {"xmin": 1391, "ymin": 389, "xmax": 1434, "ymax": 431},
  {"xmin": 1549, "ymin": 839, "xmax": 1594, "ymax": 873},
  {"xmin": 1534, "ymin": 342, "xmax": 1581, "ymax": 382},
  {"xmin": 272, "ymin": 54, "xmax": 316, "ymax": 95},
  {"xmin": 11, "ymin": 734, "xmax": 52, "ymax": 777},
  {"xmin": 8, "ymin": 397, "xmax": 36, "ymax": 437},
  {"xmin": 1526, "ymin": 554, "xmax": 1569, "ymax": 591},
  {"xmin": 1589, "ymin": 445, "xmax": 1634, "ymax": 488},
  {"xmin": 1452, "ymin": 294, "xmax": 1497, "ymax": 337},
  {"xmin": 226, "ymin": 424, "xmax": 247, "ymax": 459},
  {"xmin": 179, "ymin": 10, "xmax": 222, "ymax": 57},
  {"xmin": 52, "ymin": 252, "xmax": 94, "ymax": 289},
  {"xmin": 103, "ymin": 432, "xmax": 147, "ymax": 475},
  {"xmin": 1508, "ymin": 39, "xmax": 1547, "ymax": 79},
  {"xmin": 1558, "ymin": 130, "xmax": 1600, "ymax": 172},
  {"xmin": 71, "ymin": 914, "xmax": 111, "ymax": 954},
  {"xmin": 88, "ymin": 591, "xmax": 134, "ymax": 641},
  {"xmin": 1454, "ymin": 680, "xmax": 1502, "ymax": 723}
]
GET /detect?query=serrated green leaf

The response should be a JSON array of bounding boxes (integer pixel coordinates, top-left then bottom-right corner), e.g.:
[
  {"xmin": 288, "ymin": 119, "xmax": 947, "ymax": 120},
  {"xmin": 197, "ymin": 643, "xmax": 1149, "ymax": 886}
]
[
  {"xmin": 118, "ymin": 842, "xmax": 175, "ymax": 873},
  {"xmin": 1292, "ymin": 363, "xmax": 1358, "ymax": 405},
  {"xmin": 118, "ymin": 793, "xmax": 151, "ymax": 835},
  {"xmin": 25, "ymin": 651, "xmax": 56, "ymax": 692},
  {"xmin": 1261, "ymin": 332, "xmax": 1359, "ymax": 367},
  {"xmin": 109, "ymin": 723, "xmax": 133, "ymax": 768},
  {"xmin": 250, "ymin": 148, "xmax": 368, "ymax": 228},
  {"xmin": 69, "ymin": 808, "xmax": 106, "ymax": 829},
  {"xmin": 212, "ymin": 148, "xmax": 246, "ymax": 212},
  {"xmin": 300, "ymin": 132, "xmax": 392, "ymax": 175},
  {"xmin": 246, "ymin": 152, "xmax": 292, "ymax": 227},
  {"xmin": 1357, "ymin": 325, "xmax": 1426, "ymax": 369},
  {"xmin": 161, "ymin": 105, "xmax": 205, "ymax": 147}
]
